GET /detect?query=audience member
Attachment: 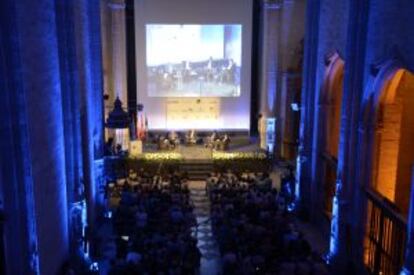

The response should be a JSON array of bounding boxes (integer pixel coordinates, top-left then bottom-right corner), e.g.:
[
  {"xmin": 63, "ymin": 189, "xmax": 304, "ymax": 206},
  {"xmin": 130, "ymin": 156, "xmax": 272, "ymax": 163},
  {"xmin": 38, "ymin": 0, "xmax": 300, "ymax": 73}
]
[
  {"xmin": 207, "ymin": 170, "xmax": 327, "ymax": 274},
  {"xmin": 107, "ymin": 171, "xmax": 200, "ymax": 274}
]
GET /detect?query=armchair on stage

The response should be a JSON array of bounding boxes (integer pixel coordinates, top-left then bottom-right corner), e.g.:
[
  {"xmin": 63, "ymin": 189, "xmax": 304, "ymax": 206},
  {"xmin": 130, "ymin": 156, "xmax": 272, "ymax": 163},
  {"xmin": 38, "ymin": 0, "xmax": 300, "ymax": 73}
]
[
  {"xmin": 155, "ymin": 130, "xmax": 231, "ymax": 151},
  {"xmin": 205, "ymin": 132, "xmax": 231, "ymax": 151},
  {"xmin": 157, "ymin": 131, "xmax": 180, "ymax": 150},
  {"xmin": 185, "ymin": 130, "xmax": 198, "ymax": 145}
]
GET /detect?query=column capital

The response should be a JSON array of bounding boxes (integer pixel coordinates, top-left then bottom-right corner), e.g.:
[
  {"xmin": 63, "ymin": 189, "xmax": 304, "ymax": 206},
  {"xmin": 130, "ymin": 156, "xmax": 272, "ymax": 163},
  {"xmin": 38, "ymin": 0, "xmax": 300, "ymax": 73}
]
[
  {"xmin": 108, "ymin": 1, "xmax": 126, "ymax": 10},
  {"xmin": 262, "ymin": 0, "xmax": 282, "ymax": 9}
]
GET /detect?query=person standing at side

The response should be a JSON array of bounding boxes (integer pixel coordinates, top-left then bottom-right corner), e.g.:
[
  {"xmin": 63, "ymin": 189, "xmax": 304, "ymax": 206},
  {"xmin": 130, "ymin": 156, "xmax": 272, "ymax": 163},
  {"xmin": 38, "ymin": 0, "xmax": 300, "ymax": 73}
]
[{"xmin": 258, "ymin": 113, "xmax": 267, "ymax": 150}]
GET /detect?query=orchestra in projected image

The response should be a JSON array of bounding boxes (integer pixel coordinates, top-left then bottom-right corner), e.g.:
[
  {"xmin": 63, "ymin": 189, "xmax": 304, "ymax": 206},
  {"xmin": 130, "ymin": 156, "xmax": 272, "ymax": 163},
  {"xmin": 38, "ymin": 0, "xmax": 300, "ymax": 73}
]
[{"xmin": 148, "ymin": 57, "xmax": 240, "ymax": 97}]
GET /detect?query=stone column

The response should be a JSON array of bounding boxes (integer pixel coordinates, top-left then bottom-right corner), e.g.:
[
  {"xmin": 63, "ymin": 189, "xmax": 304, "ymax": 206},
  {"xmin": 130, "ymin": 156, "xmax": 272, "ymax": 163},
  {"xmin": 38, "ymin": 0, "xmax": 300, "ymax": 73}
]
[
  {"xmin": 55, "ymin": 1, "xmax": 87, "ymax": 259},
  {"xmin": 280, "ymin": 0, "xmax": 294, "ymax": 71},
  {"xmin": 55, "ymin": 0, "xmax": 84, "ymax": 206},
  {"xmin": 108, "ymin": 0, "xmax": 128, "ymax": 104},
  {"xmin": 401, "ymin": 167, "xmax": 414, "ymax": 275},
  {"xmin": 101, "ymin": 0, "xmax": 113, "ymax": 140},
  {"xmin": 296, "ymin": 0, "xmax": 320, "ymax": 216},
  {"xmin": 73, "ymin": 0, "xmax": 104, "ymax": 244},
  {"xmin": 277, "ymin": 0, "xmax": 305, "ymax": 160},
  {"xmin": 14, "ymin": 1, "xmax": 70, "ymax": 274},
  {"xmin": 89, "ymin": 0, "xmax": 106, "ymax": 220},
  {"xmin": 107, "ymin": 0, "xmax": 129, "ymax": 149},
  {"xmin": 328, "ymin": 0, "xmax": 370, "ymax": 272},
  {"xmin": 280, "ymin": 72, "xmax": 302, "ymax": 160},
  {"xmin": 101, "ymin": 0, "xmax": 112, "ymax": 99},
  {"xmin": 0, "ymin": 2, "xmax": 40, "ymax": 273},
  {"xmin": 277, "ymin": 1, "xmax": 293, "ymax": 157},
  {"xmin": 259, "ymin": 0, "xmax": 282, "ymax": 118}
]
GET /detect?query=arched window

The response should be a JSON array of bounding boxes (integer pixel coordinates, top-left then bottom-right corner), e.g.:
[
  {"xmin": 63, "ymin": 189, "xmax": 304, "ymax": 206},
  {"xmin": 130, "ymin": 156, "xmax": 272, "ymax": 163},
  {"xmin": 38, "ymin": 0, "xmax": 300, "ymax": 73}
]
[
  {"xmin": 363, "ymin": 65, "xmax": 414, "ymax": 275},
  {"xmin": 372, "ymin": 69, "xmax": 414, "ymax": 215},
  {"xmin": 319, "ymin": 53, "xmax": 344, "ymax": 216}
]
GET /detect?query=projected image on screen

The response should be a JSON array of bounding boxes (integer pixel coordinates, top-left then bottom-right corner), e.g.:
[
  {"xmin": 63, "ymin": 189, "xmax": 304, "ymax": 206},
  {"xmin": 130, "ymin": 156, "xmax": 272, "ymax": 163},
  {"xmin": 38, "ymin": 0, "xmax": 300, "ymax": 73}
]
[{"xmin": 146, "ymin": 24, "xmax": 242, "ymax": 97}]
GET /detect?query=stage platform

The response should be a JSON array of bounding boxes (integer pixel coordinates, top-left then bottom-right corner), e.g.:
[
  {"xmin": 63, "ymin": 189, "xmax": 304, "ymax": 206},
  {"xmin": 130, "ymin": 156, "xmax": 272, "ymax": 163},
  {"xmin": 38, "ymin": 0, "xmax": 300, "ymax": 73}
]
[
  {"xmin": 142, "ymin": 135, "xmax": 262, "ymax": 160},
  {"xmin": 105, "ymin": 135, "xmax": 270, "ymax": 179}
]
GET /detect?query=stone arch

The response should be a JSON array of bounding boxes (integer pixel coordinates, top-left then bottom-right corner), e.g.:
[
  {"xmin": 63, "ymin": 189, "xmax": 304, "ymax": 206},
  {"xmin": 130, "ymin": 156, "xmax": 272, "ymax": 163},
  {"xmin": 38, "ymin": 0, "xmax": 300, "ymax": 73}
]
[
  {"xmin": 317, "ymin": 52, "xmax": 345, "ymax": 216},
  {"xmin": 360, "ymin": 60, "xmax": 414, "ymax": 274},
  {"xmin": 357, "ymin": 60, "xmax": 401, "ymax": 196},
  {"xmin": 362, "ymin": 60, "xmax": 414, "ymax": 215}
]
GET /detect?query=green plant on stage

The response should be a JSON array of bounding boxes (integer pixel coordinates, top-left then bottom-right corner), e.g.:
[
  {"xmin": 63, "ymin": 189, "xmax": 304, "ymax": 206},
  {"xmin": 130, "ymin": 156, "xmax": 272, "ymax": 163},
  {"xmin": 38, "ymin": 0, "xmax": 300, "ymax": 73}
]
[
  {"xmin": 212, "ymin": 151, "xmax": 267, "ymax": 160},
  {"xmin": 141, "ymin": 152, "xmax": 183, "ymax": 161}
]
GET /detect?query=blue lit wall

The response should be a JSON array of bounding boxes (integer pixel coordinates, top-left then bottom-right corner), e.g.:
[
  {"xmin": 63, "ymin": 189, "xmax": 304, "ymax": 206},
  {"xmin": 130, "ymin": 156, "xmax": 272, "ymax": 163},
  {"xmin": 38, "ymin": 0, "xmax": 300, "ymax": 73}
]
[
  {"xmin": 0, "ymin": 0, "xmax": 41, "ymax": 273},
  {"xmin": 299, "ymin": 0, "xmax": 414, "ymax": 272},
  {"xmin": 14, "ymin": 0, "xmax": 70, "ymax": 274},
  {"xmin": 363, "ymin": 0, "xmax": 414, "ymax": 86},
  {"xmin": 314, "ymin": 0, "xmax": 350, "ymax": 261},
  {"xmin": 0, "ymin": 0, "xmax": 104, "ymax": 274}
]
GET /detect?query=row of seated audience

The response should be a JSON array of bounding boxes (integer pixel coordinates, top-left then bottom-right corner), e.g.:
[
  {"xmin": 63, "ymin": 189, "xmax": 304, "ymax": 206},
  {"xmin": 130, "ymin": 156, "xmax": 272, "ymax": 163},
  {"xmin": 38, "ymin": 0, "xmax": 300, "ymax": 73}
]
[
  {"xmin": 107, "ymin": 170, "xmax": 201, "ymax": 275},
  {"xmin": 206, "ymin": 170, "xmax": 328, "ymax": 275},
  {"xmin": 105, "ymin": 167, "xmax": 327, "ymax": 274},
  {"xmin": 156, "ymin": 130, "xmax": 231, "ymax": 151}
]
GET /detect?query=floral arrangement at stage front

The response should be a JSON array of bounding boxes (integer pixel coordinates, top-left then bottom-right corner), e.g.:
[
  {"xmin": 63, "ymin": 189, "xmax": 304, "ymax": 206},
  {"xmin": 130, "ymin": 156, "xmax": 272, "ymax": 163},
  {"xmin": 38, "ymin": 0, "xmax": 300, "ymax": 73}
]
[
  {"xmin": 212, "ymin": 151, "xmax": 267, "ymax": 160},
  {"xmin": 142, "ymin": 152, "xmax": 183, "ymax": 161}
]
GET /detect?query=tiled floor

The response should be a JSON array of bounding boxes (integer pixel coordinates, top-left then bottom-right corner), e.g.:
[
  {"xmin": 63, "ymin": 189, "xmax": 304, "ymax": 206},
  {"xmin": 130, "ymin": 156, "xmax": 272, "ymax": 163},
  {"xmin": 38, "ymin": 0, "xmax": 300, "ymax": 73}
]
[{"xmin": 188, "ymin": 181, "xmax": 222, "ymax": 275}]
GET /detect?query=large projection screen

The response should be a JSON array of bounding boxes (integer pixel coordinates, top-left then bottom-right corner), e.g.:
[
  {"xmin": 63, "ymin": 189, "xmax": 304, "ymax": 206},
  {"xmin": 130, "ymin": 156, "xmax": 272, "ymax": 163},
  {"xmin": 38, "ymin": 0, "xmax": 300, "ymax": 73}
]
[{"xmin": 135, "ymin": 0, "xmax": 253, "ymax": 130}]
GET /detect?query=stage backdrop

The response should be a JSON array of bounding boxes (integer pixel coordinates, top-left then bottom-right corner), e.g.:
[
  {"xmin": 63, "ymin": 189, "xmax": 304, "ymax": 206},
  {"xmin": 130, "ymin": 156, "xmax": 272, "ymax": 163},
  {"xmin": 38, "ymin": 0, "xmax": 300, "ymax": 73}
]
[{"xmin": 135, "ymin": 0, "xmax": 253, "ymax": 130}]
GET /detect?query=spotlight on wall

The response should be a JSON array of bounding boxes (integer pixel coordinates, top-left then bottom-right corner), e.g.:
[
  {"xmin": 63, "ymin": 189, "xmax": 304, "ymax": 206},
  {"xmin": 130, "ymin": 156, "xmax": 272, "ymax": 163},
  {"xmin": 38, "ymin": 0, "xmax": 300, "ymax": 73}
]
[
  {"xmin": 104, "ymin": 210, "xmax": 112, "ymax": 219},
  {"xmin": 290, "ymin": 103, "xmax": 301, "ymax": 112},
  {"xmin": 89, "ymin": 262, "xmax": 99, "ymax": 272}
]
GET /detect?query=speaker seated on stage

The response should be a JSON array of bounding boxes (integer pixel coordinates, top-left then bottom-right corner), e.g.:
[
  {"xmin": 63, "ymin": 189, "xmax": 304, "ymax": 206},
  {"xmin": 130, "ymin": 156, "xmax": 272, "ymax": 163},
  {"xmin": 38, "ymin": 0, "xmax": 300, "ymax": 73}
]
[
  {"xmin": 156, "ymin": 135, "xmax": 163, "ymax": 150},
  {"xmin": 213, "ymin": 134, "xmax": 230, "ymax": 151},
  {"xmin": 205, "ymin": 131, "xmax": 219, "ymax": 149},
  {"xmin": 168, "ymin": 130, "xmax": 180, "ymax": 146},
  {"xmin": 221, "ymin": 134, "xmax": 231, "ymax": 151},
  {"xmin": 158, "ymin": 134, "xmax": 174, "ymax": 150},
  {"xmin": 185, "ymin": 129, "xmax": 197, "ymax": 145},
  {"xmin": 212, "ymin": 138, "xmax": 221, "ymax": 150},
  {"xmin": 165, "ymin": 138, "xmax": 175, "ymax": 150},
  {"xmin": 157, "ymin": 135, "xmax": 165, "ymax": 150}
]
